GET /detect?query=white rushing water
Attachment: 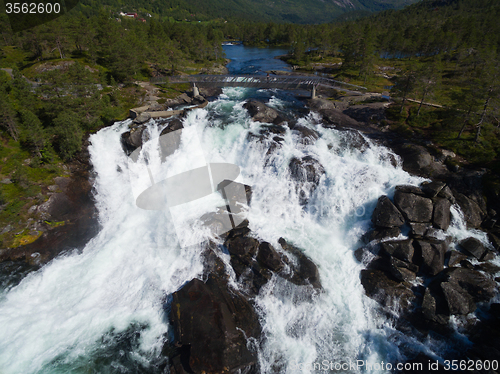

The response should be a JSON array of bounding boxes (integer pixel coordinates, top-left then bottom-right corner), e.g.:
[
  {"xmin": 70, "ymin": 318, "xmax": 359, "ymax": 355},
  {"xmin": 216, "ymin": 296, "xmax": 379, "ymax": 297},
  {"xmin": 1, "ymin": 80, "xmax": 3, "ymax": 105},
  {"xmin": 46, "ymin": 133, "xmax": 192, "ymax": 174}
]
[{"xmin": 0, "ymin": 87, "xmax": 488, "ymax": 373}]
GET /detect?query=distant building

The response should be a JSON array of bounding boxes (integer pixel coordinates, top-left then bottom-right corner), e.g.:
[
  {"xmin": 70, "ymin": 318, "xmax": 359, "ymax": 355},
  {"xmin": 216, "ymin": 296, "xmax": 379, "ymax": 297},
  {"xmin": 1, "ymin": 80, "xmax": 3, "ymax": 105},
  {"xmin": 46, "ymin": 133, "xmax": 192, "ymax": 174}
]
[
  {"xmin": 125, "ymin": 12, "xmax": 138, "ymax": 18},
  {"xmin": 139, "ymin": 18, "xmax": 146, "ymax": 23}
]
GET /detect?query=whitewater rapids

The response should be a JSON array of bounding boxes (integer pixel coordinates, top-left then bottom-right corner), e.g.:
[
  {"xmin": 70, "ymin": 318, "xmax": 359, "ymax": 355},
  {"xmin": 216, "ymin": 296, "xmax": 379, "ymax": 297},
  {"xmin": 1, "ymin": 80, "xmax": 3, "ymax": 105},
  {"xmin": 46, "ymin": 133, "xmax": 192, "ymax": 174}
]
[{"xmin": 1, "ymin": 87, "xmax": 480, "ymax": 373}]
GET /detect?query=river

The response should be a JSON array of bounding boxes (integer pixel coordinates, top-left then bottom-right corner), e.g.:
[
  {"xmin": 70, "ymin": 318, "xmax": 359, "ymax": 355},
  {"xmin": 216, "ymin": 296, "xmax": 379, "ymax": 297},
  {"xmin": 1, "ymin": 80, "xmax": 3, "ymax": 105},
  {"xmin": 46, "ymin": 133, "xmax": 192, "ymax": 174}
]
[{"xmin": 0, "ymin": 45, "xmax": 481, "ymax": 373}]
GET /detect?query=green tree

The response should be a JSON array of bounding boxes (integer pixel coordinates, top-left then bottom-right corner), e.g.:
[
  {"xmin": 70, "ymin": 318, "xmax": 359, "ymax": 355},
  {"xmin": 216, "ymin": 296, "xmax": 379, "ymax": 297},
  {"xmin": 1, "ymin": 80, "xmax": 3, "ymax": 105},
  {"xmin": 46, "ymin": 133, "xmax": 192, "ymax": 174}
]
[{"xmin": 19, "ymin": 109, "xmax": 47, "ymax": 158}]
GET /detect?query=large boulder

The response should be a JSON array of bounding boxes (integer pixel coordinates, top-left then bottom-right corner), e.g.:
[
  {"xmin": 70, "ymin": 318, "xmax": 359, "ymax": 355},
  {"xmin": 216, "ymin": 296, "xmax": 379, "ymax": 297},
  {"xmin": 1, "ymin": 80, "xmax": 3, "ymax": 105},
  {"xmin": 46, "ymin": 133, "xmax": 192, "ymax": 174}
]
[
  {"xmin": 243, "ymin": 100, "xmax": 280, "ymax": 123},
  {"xmin": 394, "ymin": 190, "xmax": 433, "ymax": 223},
  {"xmin": 454, "ymin": 193, "xmax": 485, "ymax": 228},
  {"xmin": 278, "ymin": 238, "xmax": 322, "ymax": 289},
  {"xmin": 371, "ymin": 196, "xmax": 405, "ymax": 228},
  {"xmin": 360, "ymin": 269, "xmax": 414, "ymax": 308},
  {"xmin": 289, "ymin": 156, "xmax": 325, "ymax": 205},
  {"xmin": 459, "ymin": 237, "xmax": 487, "ymax": 260},
  {"xmin": 440, "ymin": 281, "xmax": 477, "ymax": 315},
  {"xmin": 121, "ymin": 125, "xmax": 147, "ymax": 155},
  {"xmin": 422, "ymin": 267, "xmax": 497, "ymax": 320},
  {"xmin": 444, "ymin": 267, "xmax": 497, "ymax": 302},
  {"xmin": 308, "ymin": 98, "xmax": 336, "ymax": 111},
  {"xmin": 317, "ymin": 108, "xmax": 360, "ymax": 128},
  {"xmin": 432, "ymin": 198, "xmax": 451, "ymax": 231},
  {"xmin": 379, "ymin": 239, "xmax": 414, "ymax": 263},
  {"xmin": 397, "ymin": 144, "xmax": 432, "ymax": 173},
  {"xmin": 414, "ymin": 240, "xmax": 447, "ymax": 276},
  {"xmin": 168, "ymin": 275, "xmax": 260, "ymax": 374},
  {"xmin": 289, "ymin": 156, "xmax": 325, "ymax": 186}
]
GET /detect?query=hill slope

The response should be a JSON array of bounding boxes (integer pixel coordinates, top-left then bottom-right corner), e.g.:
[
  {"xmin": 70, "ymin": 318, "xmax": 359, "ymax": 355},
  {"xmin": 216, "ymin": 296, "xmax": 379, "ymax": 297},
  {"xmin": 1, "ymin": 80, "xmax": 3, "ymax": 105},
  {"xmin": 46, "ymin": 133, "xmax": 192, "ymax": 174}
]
[{"xmin": 78, "ymin": 0, "xmax": 420, "ymax": 23}]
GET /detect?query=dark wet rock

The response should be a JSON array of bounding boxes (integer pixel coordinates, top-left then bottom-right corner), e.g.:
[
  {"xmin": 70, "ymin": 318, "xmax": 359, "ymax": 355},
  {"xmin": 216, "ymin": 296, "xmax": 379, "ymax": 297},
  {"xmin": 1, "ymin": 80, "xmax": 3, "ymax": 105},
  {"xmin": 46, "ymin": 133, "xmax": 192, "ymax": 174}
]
[
  {"xmin": 394, "ymin": 191, "xmax": 433, "ymax": 223},
  {"xmin": 421, "ymin": 181, "xmax": 446, "ymax": 198},
  {"xmin": 421, "ymin": 287, "xmax": 449, "ymax": 325},
  {"xmin": 414, "ymin": 240, "xmax": 447, "ymax": 276},
  {"xmin": 289, "ymin": 156, "xmax": 325, "ymax": 205},
  {"xmin": 440, "ymin": 281, "xmax": 477, "ymax": 315},
  {"xmin": 121, "ymin": 125, "xmax": 147, "ymax": 155},
  {"xmin": 379, "ymin": 240, "xmax": 414, "ymax": 263},
  {"xmin": 278, "ymin": 238, "xmax": 321, "ymax": 289},
  {"xmin": 168, "ymin": 275, "xmax": 260, "ymax": 374},
  {"xmin": 437, "ymin": 185, "xmax": 455, "ymax": 202},
  {"xmin": 367, "ymin": 227, "xmax": 401, "ymax": 242},
  {"xmin": 442, "ymin": 267, "xmax": 496, "ymax": 303},
  {"xmin": 259, "ymin": 124, "xmax": 287, "ymax": 137},
  {"xmin": 460, "ymin": 259, "xmax": 475, "ymax": 270},
  {"xmin": 474, "ymin": 261, "xmax": 500, "ymax": 275},
  {"xmin": 360, "ymin": 269, "xmax": 414, "ymax": 308},
  {"xmin": 488, "ymin": 232, "xmax": 500, "ymax": 251},
  {"xmin": 447, "ymin": 250, "xmax": 467, "ymax": 267},
  {"xmin": 243, "ymin": 100, "xmax": 279, "ymax": 123},
  {"xmin": 289, "ymin": 123, "xmax": 319, "ymax": 145},
  {"xmin": 459, "ymin": 237, "xmax": 487, "ymax": 260},
  {"xmin": 481, "ymin": 250, "xmax": 495, "ymax": 262},
  {"xmin": 37, "ymin": 193, "xmax": 72, "ymax": 220},
  {"xmin": 396, "ymin": 144, "xmax": 433, "ymax": 174},
  {"xmin": 354, "ymin": 247, "xmax": 372, "ymax": 263},
  {"xmin": 432, "ymin": 198, "xmax": 451, "ymax": 231},
  {"xmin": 395, "ymin": 185, "xmax": 425, "ymax": 196},
  {"xmin": 338, "ymin": 130, "xmax": 370, "ymax": 152},
  {"xmin": 409, "ymin": 222, "xmax": 429, "ymax": 238},
  {"xmin": 257, "ymin": 242, "xmax": 284, "ymax": 273},
  {"xmin": 368, "ymin": 255, "xmax": 418, "ymax": 282},
  {"xmin": 454, "ymin": 193, "xmax": 485, "ymax": 228},
  {"xmin": 371, "ymin": 195, "xmax": 405, "ymax": 228},
  {"xmin": 226, "ymin": 236, "xmax": 259, "ymax": 259},
  {"xmin": 317, "ymin": 108, "xmax": 360, "ymax": 128}
]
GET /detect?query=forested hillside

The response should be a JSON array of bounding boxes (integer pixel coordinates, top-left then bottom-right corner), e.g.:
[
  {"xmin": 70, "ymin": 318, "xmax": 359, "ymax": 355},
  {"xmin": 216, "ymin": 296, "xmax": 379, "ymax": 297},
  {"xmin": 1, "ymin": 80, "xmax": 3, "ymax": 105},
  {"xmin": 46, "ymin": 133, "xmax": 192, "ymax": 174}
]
[{"xmin": 76, "ymin": 0, "xmax": 418, "ymax": 24}]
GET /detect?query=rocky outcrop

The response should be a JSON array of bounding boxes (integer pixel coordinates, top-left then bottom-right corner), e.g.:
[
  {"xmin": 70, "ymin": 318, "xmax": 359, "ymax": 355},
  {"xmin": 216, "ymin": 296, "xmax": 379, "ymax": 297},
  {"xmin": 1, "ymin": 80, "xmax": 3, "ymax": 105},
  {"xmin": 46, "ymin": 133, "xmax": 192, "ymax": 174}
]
[
  {"xmin": 168, "ymin": 274, "xmax": 260, "ymax": 374},
  {"xmin": 223, "ymin": 227, "xmax": 322, "ymax": 295},
  {"xmin": 165, "ymin": 177, "xmax": 323, "ymax": 373},
  {"xmin": 0, "ymin": 160, "xmax": 98, "ymax": 268},
  {"xmin": 243, "ymin": 100, "xmax": 280, "ymax": 123},
  {"xmin": 359, "ymin": 181, "xmax": 498, "ymax": 330},
  {"xmin": 317, "ymin": 108, "xmax": 360, "ymax": 128},
  {"xmin": 392, "ymin": 144, "xmax": 448, "ymax": 178}
]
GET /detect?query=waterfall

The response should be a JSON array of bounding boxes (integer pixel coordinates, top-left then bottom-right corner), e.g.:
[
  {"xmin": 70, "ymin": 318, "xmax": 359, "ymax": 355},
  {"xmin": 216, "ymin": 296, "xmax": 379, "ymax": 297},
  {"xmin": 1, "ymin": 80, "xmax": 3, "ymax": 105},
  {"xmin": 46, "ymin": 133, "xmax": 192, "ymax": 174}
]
[{"xmin": 0, "ymin": 87, "xmax": 443, "ymax": 374}]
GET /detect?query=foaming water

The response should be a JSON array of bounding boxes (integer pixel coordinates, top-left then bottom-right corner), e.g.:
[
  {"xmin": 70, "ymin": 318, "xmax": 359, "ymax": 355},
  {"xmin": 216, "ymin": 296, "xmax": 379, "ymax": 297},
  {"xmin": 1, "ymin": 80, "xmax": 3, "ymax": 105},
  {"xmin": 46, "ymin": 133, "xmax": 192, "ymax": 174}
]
[{"xmin": 0, "ymin": 88, "xmax": 481, "ymax": 373}]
